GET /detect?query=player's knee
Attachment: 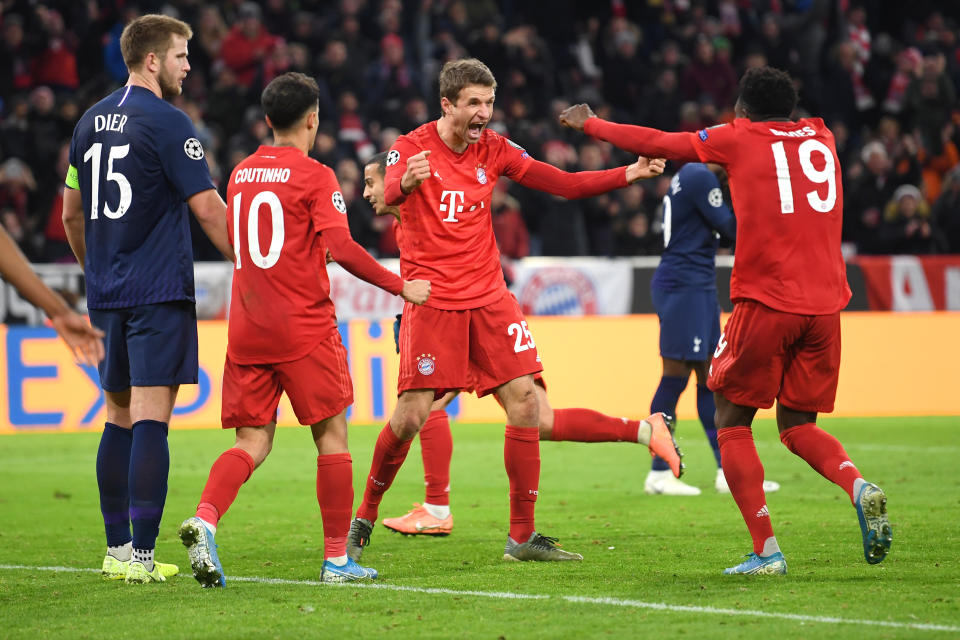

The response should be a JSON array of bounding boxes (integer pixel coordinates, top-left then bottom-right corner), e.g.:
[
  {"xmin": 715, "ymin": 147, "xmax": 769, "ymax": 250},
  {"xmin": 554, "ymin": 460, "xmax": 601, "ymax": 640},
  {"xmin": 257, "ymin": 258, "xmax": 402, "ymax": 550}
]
[
  {"xmin": 506, "ymin": 388, "xmax": 538, "ymax": 427},
  {"xmin": 391, "ymin": 410, "xmax": 426, "ymax": 439},
  {"xmin": 235, "ymin": 432, "xmax": 272, "ymax": 467}
]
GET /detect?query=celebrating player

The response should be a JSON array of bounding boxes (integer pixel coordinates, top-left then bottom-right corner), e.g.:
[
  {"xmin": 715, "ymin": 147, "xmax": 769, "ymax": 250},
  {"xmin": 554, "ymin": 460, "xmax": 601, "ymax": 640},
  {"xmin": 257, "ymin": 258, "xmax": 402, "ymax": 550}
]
[
  {"xmin": 560, "ymin": 66, "xmax": 892, "ymax": 574},
  {"xmin": 177, "ymin": 72, "xmax": 430, "ymax": 588},
  {"xmin": 644, "ymin": 163, "xmax": 781, "ymax": 497},
  {"xmin": 347, "ymin": 58, "xmax": 667, "ymax": 563},
  {"xmin": 63, "ymin": 14, "xmax": 234, "ymax": 584},
  {"xmin": 356, "ymin": 151, "xmax": 682, "ymax": 538}
]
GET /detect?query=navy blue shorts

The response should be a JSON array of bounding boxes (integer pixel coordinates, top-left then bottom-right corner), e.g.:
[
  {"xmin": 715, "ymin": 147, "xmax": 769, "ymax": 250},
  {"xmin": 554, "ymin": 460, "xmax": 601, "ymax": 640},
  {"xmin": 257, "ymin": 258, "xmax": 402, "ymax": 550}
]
[
  {"xmin": 651, "ymin": 287, "xmax": 721, "ymax": 362},
  {"xmin": 89, "ymin": 300, "xmax": 199, "ymax": 392}
]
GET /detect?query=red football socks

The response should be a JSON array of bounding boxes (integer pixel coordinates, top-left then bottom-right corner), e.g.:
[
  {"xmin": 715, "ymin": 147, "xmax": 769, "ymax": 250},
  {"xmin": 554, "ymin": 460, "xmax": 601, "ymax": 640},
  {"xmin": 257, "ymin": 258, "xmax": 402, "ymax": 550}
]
[
  {"xmin": 504, "ymin": 425, "xmax": 540, "ymax": 542},
  {"xmin": 780, "ymin": 423, "xmax": 861, "ymax": 503},
  {"xmin": 550, "ymin": 408, "xmax": 640, "ymax": 442},
  {"xmin": 356, "ymin": 422, "xmax": 413, "ymax": 523},
  {"xmin": 316, "ymin": 453, "xmax": 353, "ymax": 559},
  {"xmin": 419, "ymin": 410, "xmax": 452, "ymax": 506},
  {"xmin": 717, "ymin": 427, "xmax": 774, "ymax": 555},
  {"xmin": 196, "ymin": 447, "xmax": 255, "ymax": 527}
]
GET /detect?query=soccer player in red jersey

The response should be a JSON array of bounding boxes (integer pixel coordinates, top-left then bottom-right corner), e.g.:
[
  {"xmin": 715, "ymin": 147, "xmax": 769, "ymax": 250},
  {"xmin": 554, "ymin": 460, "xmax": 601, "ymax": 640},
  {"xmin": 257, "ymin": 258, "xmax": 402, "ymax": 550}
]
[
  {"xmin": 560, "ymin": 66, "xmax": 892, "ymax": 574},
  {"xmin": 346, "ymin": 58, "xmax": 669, "ymax": 563},
  {"xmin": 357, "ymin": 152, "xmax": 683, "ymax": 537},
  {"xmin": 177, "ymin": 72, "xmax": 431, "ymax": 587}
]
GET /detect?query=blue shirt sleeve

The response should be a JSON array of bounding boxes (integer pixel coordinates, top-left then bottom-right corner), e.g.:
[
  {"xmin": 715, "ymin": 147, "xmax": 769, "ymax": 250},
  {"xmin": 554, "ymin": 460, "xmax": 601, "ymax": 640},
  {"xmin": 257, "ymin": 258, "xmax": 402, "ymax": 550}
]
[
  {"xmin": 687, "ymin": 166, "xmax": 736, "ymax": 241},
  {"xmin": 157, "ymin": 109, "xmax": 215, "ymax": 201}
]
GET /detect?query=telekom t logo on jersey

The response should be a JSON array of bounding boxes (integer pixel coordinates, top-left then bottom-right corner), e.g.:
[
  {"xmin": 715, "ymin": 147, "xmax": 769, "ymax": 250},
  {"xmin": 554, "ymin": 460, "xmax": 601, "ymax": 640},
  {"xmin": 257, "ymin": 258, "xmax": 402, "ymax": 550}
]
[{"xmin": 439, "ymin": 190, "xmax": 465, "ymax": 222}]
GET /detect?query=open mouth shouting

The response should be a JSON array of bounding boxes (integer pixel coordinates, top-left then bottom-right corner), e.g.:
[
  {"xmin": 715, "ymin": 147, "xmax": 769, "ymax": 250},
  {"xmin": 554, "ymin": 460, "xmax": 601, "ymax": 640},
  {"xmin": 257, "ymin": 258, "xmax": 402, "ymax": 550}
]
[{"xmin": 466, "ymin": 121, "xmax": 486, "ymax": 142}]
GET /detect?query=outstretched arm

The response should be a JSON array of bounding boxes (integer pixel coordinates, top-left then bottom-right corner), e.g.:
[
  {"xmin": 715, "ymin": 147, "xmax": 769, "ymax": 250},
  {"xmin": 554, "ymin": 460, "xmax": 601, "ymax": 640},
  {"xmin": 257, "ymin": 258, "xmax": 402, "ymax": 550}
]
[
  {"xmin": 516, "ymin": 156, "xmax": 664, "ymax": 199},
  {"xmin": 324, "ymin": 227, "xmax": 430, "ymax": 304},
  {"xmin": 584, "ymin": 119, "xmax": 700, "ymax": 162},
  {"xmin": 517, "ymin": 159, "xmax": 626, "ymax": 198},
  {"xmin": 560, "ymin": 104, "xmax": 700, "ymax": 162},
  {"xmin": 0, "ymin": 226, "xmax": 104, "ymax": 365}
]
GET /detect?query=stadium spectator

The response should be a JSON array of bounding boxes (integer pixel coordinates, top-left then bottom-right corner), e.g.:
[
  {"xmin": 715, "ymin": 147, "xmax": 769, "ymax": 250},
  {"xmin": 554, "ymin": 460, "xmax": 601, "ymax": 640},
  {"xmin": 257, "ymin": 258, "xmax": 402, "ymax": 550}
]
[
  {"xmin": 0, "ymin": 2, "xmax": 957, "ymax": 260},
  {"xmin": 0, "ymin": 14, "xmax": 32, "ymax": 102},
  {"xmin": 218, "ymin": 2, "xmax": 279, "ymax": 91},
  {"xmin": 683, "ymin": 35, "xmax": 738, "ymax": 108},
  {"xmin": 638, "ymin": 69, "xmax": 680, "ymax": 132},
  {"xmin": 879, "ymin": 183, "xmax": 941, "ymax": 253},
  {"xmin": 933, "ymin": 165, "xmax": 960, "ymax": 251},
  {"xmin": 846, "ymin": 141, "xmax": 899, "ymax": 252},
  {"xmin": 365, "ymin": 34, "xmax": 420, "ymax": 127},
  {"xmin": 189, "ymin": 7, "xmax": 228, "ymax": 80}
]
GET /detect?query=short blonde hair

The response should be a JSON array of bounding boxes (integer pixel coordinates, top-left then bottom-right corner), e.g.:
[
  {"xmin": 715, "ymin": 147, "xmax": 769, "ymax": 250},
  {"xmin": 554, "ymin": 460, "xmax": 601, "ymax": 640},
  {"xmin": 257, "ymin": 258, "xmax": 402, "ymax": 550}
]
[{"xmin": 120, "ymin": 14, "xmax": 193, "ymax": 71}]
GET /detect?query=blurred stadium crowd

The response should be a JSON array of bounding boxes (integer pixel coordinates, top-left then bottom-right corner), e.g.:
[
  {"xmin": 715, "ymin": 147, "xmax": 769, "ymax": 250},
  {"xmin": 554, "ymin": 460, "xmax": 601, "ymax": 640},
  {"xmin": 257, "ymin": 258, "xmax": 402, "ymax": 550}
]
[{"xmin": 1, "ymin": 0, "xmax": 959, "ymax": 263}]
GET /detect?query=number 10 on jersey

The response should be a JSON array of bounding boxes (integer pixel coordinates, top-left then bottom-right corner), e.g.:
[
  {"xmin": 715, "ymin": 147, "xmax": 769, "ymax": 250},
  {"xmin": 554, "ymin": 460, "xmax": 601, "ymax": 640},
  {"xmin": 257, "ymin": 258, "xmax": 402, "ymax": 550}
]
[{"xmin": 232, "ymin": 190, "xmax": 285, "ymax": 270}]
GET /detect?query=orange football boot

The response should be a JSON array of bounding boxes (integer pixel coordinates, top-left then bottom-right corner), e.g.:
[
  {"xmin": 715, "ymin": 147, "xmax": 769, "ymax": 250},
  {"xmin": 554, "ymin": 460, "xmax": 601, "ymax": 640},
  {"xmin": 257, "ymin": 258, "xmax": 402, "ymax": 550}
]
[{"xmin": 382, "ymin": 503, "xmax": 453, "ymax": 536}]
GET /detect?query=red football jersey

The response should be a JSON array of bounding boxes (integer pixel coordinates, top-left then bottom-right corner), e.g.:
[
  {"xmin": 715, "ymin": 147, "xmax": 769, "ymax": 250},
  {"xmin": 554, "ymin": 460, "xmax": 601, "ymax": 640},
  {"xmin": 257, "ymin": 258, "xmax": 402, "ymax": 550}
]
[
  {"xmin": 226, "ymin": 146, "xmax": 350, "ymax": 364},
  {"xmin": 384, "ymin": 121, "xmax": 534, "ymax": 309},
  {"xmin": 693, "ymin": 118, "xmax": 851, "ymax": 314}
]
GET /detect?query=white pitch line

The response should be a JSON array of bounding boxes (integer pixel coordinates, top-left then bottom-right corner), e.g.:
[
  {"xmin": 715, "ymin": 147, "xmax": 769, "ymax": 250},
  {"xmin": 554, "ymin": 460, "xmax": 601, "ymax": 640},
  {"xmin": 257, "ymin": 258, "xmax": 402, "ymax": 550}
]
[{"xmin": 1, "ymin": 564, "xmax": 957, "ymax": 633}]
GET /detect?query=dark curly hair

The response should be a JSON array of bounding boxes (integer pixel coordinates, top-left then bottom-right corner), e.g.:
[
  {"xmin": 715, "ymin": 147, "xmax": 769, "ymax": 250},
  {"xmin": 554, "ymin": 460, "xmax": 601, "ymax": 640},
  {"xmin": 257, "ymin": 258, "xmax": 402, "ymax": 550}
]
[{"xmin": 737, "ymin": 66, "xmax": 798, "ymax": 120}]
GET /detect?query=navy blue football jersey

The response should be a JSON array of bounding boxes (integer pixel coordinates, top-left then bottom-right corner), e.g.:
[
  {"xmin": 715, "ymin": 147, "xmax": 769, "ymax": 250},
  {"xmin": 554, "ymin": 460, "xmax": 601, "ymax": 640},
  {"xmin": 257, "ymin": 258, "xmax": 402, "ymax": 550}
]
[
  {"xmin": 67, "ymin": 85, "xmax": 215, "ymax": 308},
  {"xmin": 651, "ymin": 163, "xmax": 736, "ymax": 291}
]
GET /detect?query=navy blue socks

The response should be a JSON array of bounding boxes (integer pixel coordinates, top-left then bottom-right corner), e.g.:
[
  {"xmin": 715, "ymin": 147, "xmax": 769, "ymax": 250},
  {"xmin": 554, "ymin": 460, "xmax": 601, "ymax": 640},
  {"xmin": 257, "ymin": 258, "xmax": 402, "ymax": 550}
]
[
  {"xmin": 129, "ymin": 420, "xmax": 169, "ymax": 553},
  {"xmin": 96, "ymin": 422, "xmax": 133, "ymax": 547},
  {"xmin": 697, "ymin": 384, "xmax": 722, "ymax": 467}
]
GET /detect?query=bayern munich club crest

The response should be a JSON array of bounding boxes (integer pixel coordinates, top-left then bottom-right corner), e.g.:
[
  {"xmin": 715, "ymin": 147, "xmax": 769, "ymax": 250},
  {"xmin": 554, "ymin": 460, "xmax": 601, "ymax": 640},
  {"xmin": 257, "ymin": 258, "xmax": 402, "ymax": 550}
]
[
  {"xmin": 518, "ymin": 268, "xmax": 598, "ymax": 315},
  {"xmin": 416, "ymin": 353, "xmax": 436, "ymax": 376},
  {"xmin": 476, "ymin": 166, "xmax": 487, "ymax": 184}
]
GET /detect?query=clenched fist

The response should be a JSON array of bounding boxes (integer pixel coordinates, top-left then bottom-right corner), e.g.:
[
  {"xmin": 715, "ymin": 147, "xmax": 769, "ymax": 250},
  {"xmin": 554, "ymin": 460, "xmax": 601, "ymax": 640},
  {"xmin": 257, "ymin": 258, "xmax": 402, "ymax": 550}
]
[
  {"xmin": 559, "ymin": 104, "xmax": 597, "ymax": 131},
  {"xmin": 401, "ymin": 279, "xmax": 431, "ymax": 305},
  {"xmin": 401, "ymin": 150, "xmax": 432, "ymax": 194},
  {"xmin": 625, "ymin": 156, "xmax": 667, "ymax": 183}
]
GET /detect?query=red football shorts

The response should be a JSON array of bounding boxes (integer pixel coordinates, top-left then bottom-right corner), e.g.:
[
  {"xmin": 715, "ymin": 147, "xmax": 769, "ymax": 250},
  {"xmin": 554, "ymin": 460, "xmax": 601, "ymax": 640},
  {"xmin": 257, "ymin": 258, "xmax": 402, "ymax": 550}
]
[
  {"xmin": 221, "ymin": 333, "xmax": 353, "ymax": 428},
  {"xmin": 466, "ymin": 372, "xmax": 546, "ymax": 396},
  {"xmin": 398, "ymin": 292, "xmax": 544, "ymax": 398},
  {"xmin": 707, "ymin": 299, "xmax": 841, "ymax": 412}
]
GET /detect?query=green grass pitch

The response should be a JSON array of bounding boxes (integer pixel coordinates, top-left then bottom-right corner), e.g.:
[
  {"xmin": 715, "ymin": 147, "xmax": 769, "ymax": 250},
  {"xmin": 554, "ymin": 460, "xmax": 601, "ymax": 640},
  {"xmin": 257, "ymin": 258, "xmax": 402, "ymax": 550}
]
[{"xmin": 1, "ymin": 416, "xmax": 958, "ymax": 639}]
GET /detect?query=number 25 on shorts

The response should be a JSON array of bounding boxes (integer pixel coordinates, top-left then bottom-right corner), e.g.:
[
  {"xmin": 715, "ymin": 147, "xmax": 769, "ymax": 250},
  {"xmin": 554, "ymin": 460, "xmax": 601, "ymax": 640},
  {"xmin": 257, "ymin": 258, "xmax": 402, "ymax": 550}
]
[{"xmin": 508, "ymin": 321, "xmax": 536, "ymax": 353}]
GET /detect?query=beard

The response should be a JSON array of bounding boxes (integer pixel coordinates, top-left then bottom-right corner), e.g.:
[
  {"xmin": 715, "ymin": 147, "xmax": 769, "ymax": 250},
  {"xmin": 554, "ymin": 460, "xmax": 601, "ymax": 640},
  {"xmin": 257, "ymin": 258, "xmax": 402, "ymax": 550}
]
[{"xmin": 158, "ymin": 68, "xmax": 182, "ymax": 100}]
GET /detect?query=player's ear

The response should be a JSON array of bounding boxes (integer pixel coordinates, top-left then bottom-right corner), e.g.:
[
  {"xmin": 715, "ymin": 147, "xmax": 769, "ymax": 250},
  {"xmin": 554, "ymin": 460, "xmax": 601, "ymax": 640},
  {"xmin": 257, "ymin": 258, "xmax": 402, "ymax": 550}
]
[
  {"xmin": 440, "ymin": 96, "xmax": 451, "ymax": 116},
  {"xmin": 264, "ymin": 114, "xmax": 274, "ymax": 131},
  {"xmin": 143, "ymin": 51, "xmax": 159, "ymax": 74}
]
